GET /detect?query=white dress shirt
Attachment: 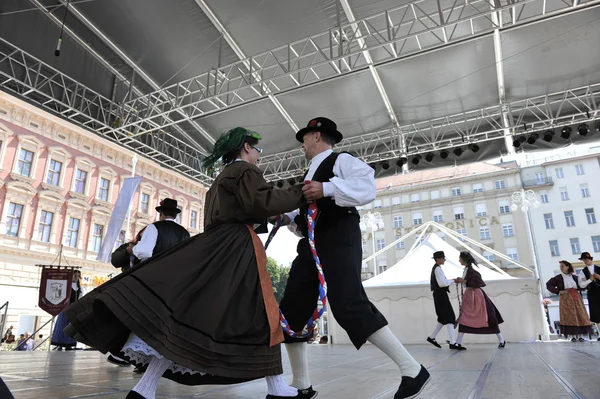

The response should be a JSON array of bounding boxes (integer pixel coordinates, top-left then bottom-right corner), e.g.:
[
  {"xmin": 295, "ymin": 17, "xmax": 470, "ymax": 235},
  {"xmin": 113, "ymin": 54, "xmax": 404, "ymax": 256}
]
[
  {"xmin": 434, "ymin": 266, "xmax": 455, "ymax": 288},
  {"xmin": 563, "ymin": 272, "xmax": 592, "ymax": 290},
  {"xmin": 285, "ymin": 149, "xmax": 376, "ymax": 236},
  {"xmin": 132, "ymin": 218, "xmax": 177, "ymax": 261},
  {"xmin": 578, "ymin": 265, "xmax": 598, "ymax": 283}
]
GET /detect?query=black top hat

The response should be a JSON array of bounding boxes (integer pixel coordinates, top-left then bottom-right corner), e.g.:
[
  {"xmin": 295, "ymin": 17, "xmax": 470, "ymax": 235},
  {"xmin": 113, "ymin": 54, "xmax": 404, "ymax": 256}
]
[
  {"xmin": 155, "ymin": 198, "xmax": 181, "ymax": 214},
  {"xmin": 579, "ymin": 252, "xmax": 593, "ymax": 260},
  {"xmin": 432, "ymin": 251, "xmax": 445, "ymax": 260},
  {"xmin": 296, "ymin": 117, "xmax": 343, "ymax": 144}
]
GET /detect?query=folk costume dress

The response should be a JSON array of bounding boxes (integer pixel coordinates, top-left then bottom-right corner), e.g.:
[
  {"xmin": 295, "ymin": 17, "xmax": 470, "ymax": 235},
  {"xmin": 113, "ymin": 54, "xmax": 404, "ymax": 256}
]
[
  {"xmin": 457, "ymin": 265, "xmax": 504, "ymax": 335},
  {"xmin": 64, "ymin": 159, "xmax": 304, "ymax": 385},
  {"xmin": 546, "ymin": 273, "xmax": 592, "ymax": 336}
]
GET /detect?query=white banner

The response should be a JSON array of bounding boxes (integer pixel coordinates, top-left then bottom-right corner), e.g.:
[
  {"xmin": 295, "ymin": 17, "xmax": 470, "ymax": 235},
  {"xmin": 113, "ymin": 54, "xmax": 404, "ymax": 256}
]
[{"xmin": 96, "ymin": 176, "xmax": 142, "ymax": 263}]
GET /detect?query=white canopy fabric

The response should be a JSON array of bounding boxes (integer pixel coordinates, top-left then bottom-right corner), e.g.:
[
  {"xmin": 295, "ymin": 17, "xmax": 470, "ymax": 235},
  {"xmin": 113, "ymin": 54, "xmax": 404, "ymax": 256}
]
[{"xmin": 363, "ymin": 233, "xmax": 513, "ymax": 288}]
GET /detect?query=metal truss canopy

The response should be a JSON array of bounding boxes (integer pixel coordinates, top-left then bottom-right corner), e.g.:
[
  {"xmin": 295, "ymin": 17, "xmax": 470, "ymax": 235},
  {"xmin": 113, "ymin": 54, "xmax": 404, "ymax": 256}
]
[
  {"xmin": 257, "ymin": 83, "xmax": 600, "ymax": 181},
  {"xmin": 110, "ymin": 0, "xmax": 598, "ymax": 137},
  {"xmin": 0, "ymin": 38, "xmax": 213, "ymax": 184}
]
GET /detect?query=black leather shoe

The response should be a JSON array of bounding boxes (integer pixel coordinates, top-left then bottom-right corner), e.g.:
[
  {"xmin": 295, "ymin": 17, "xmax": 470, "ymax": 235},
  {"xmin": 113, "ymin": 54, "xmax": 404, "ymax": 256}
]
[
  {"xmin": 426, "ymin": 337, "xmax": 441, "ymax": 348},
  {"xmin": 394, "ymin": 365, "xmax": 430, "ymax": 399},
  {"xmin": 126, "ymin": 391, "xmax": 145, "ymax": 399},
  {"xmin": 498, "ymin": 341, "xmax": 506, "ymax": 348},
  {"xmin": 449, "ymin": 343, "xmax": 466, "ymax": 350},
  {"xmin": 266, "ymin": 386, "xmax": 318, "ymax": 399},
  {"xmin": 107, "ymin": 355, "xmax": 130, "ymax": 367}
]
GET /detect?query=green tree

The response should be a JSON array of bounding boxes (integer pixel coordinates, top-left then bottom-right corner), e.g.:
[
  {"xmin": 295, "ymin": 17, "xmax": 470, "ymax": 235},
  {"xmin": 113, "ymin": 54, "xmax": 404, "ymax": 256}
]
[{"xmin": 266, "ymin": 257, "xmax": 290, "ymax": 303}]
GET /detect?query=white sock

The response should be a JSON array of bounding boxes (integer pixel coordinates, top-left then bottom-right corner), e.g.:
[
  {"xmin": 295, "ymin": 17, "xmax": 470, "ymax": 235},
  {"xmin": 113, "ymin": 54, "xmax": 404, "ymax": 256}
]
[
  {"xmin": 266, "ymin": 374, "xmax": 298, "ymax": 397},
  {"xmin": 429, "ymin": 323, "xmax": 443, "ymax": 339},
  {"xmin": 447, "ymin": 324, "xmax": 456, "ymax": 345},
  {"xmin": 496, "ymin": 332, "xmax": 504, "ymax": 344},
  {"xmin": 367, "ymin": 326, "xmax": 420, "ymax": 378},
  {"xmin": 285, "ymin": 343, "xmax": 311, "ymax": 389},
  {"xmin": 132, "ymin": 356, "xmax": 171, "ymax": 399},
  {"xmin": 456, "ymin": 332, "xmax": 465, "ymax": 345}
]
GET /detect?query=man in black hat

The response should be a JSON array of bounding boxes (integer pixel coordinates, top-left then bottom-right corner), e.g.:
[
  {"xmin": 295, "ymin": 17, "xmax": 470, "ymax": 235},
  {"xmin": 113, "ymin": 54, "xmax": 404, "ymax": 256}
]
[
  {"xmin": 577, "ymin": 252, "xmax": 600, "ymax": 340},
  {"xmin": 273, "ymin": 117, "xmax": 430, "ymax": 399},
  {"xmin": 427, "ymin": 251, "xmax": 464, "ymax": 350}
]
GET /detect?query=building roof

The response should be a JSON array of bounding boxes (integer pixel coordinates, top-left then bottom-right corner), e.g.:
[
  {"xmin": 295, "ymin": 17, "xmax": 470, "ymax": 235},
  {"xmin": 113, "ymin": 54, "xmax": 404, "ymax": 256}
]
[{"xmin": 376, "ymin": 161, "xmax": 519, "ymax": 191}]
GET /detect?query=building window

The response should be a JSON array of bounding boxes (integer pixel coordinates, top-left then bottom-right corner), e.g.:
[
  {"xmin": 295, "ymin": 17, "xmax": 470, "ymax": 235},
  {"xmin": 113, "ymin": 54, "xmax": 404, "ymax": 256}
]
[
  {"xmin": 395, "ymin": 238, "xmax": 405, "ymax": 250},
  {"xmin": 570, "ymin": 238, "xmax": 581, "ymax": 255},
  {"xmin": 437, "ymin": 232, "xmax": 446, "ymax": 241},
  {"xmin": 472, "ymin": 183, "xmax": 483, "ymax": 193},
  {"xmin": 393, "ymin": 216, "xmax": 403, "ymax": 228},
  {"xmin": 376, "ymin": 239, "xmax": 385, "ymax": 251},
  {"xmin": 377, "ymin": 260, "xmax": 387, "ymax": 274},
  {"xmin": 175, "ymin": 206, "xmax": 183, "ymax": 224},
  {"xmin": 495, "ymin": 180, "xmax": 506, "ymax": 190},
  {"xmin": 190, "ymin": 210, "xmax": 198, "ymax": 229},
  {"xmin": 592, "ymin": 236, "xmax": 600, "ymax": 253},
  {"xmin": 475, "ymin": 203, "xmax": 487, "ymax": 217},
  {"xmin": 430, "ymin": 190, "xmax": 440, "ymax": 200},
  {"xmin": 140, "ymin": 193, "xmax": 150, "ymax": 214},
  {"xmin": 555, "ymin": 168, "xmax": 564, "ymax": 179},
  {"xmin": 564, "ymin": 211, "xmax": 575, "ymax": 227},
  {"xmin": 46, "ymin": 159, "xmax": 62, "ymax": 186},
  {"xmin": 499, "ymin": 200, "xmax": 510, "ymax": 214},
  {"xmin": 581, "ymin": 184, "xmax": 590, "ymax": 198},
  {"xmin": 480, "ymin": 227, "xmax": 491, "ymax": 240},
  {"xmin": 73, "ymin": 169, "xmax": 88, "ymax": 194},
  {"xmin": 16, "ymin": 148, "xmax": 34, "ymax": 177},
  {"xmin": 502, "ymin": 224, "xmax": 514, "ymax": 237},
  {"xmin": 97, "ymin": 178, "xmax": 110, "ymax": 202},
  {"xmin": 38, "ymin": 210, "xmax": 53, "ymax": 242},
  {"xmin": 454, "ymin": 206, "xmax": 465, "ymax": 220},
  {"xmin": 65, "ymin": 217, "xmax": 80, "ymax": 248},
  {"xmin": 535, "ymin": 172, "xmax": 545, "ymax": 184},
  {"xmin": 411, "ymin": 193, "xmax": 420, "ymax": 203},
  {"xmin": 451, "ymin": 187, "xmax": 461, "ymax": 197},
  {"xmin": 92, "ymin": 224, "xmax": 103, "ymax": 252},
  {"xmin": 549, "ymin": 240, "xmax": 560, "ymax": 257},
  {"xmin": 586, "ymin": 208, "xmax": 596, "ymax": 224},
  {"xmin": 543, "ymin": 213, "xmax": 554, "ymax": 229},
  {"xmin": 506, "ymin": 248, "xmax": 519, "ymax": 261},
  {"xmin": 413, "ymin": 212, "xmax": 423, "ymax": 225},
  {"xmin": 432, "ymin": 210, "xmax": 443, "ymax": 223},
  {"xmin": 391, "ymin": 196, "xmax": 401, "ymax": 205},
  {"xmin": 575, "ymin": 164, "xmax": 585, "ymax": 175},
  {"xmin": 456, "ymin": 228, "xmax": 467, "ymax": 241},
  {"xmin": 114, "ymin": 230, "xmax": 126, "ymax": 249},
  {"xmin": 373, "ymin": 199, "xmax": 382, "ymax": 208},
  {"xmin": 540, "ymin": 193, "xmax": 549, "ymax": 203},
  {"xmin": 483, "ymin": 252, "xmax": 495, "ymax": 262},
  {"xmin": 559, "ymin": 187, "xmax": 569, "ymax": 201},
  {"xmin": 6, "ymin": 203, "xmax": 23, "ymax": 237}
]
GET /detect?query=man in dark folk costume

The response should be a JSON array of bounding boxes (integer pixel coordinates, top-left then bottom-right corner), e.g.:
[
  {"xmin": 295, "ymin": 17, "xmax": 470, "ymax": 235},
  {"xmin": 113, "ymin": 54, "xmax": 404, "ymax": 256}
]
[
  {"xmin": 274, "ymin": 117, "xmax": 430, "ymax": 399},
  {"xmin": 427, "ymin": 251, "xmax": 464, "ymax": 350},
  {"xmin": 64, "ymin": 127, "xmax": 312, "ymax": 399},
  {"xmin": 577, "ymin": 252, "xmax": 600, "ymax": 340}
]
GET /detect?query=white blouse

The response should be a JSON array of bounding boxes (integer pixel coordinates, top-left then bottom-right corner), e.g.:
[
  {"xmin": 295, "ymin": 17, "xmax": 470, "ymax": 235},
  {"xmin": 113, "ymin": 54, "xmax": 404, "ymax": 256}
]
[{"xmin": 561, "ymin": 273, "xmax": 592, "ymax": 290}]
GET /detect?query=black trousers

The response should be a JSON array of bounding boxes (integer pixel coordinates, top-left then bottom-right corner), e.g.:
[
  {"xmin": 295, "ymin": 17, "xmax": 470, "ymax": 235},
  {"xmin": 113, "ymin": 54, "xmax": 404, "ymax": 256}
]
[{"xmin": 279, "ymin": 215, "xmax": 388, "ymax": 349}]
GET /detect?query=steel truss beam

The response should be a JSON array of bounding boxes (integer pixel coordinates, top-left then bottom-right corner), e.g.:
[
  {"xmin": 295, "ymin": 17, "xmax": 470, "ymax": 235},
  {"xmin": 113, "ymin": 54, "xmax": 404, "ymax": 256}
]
[
  {"xmin": 111, "ymin": 0, "xmax": 599, "ymax": 137},
  {"xmin": 258, "ymin": 83, "xmax": 600, "ymax": 181},
  {"xmin": 0, "ymin": 38, "xmax": 214, "ymax": 184}
]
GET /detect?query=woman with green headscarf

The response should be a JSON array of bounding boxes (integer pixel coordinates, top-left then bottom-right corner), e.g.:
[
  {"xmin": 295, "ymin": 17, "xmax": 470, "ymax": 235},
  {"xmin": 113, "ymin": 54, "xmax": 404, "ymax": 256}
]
[{"xmin": 64, "ymin": 127, "xmax": 310, "ymax": 399}]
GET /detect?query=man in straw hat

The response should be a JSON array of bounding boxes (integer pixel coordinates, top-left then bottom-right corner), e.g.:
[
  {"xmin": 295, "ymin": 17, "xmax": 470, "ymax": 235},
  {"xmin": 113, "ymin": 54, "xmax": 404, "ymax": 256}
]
[
  {"xmin": 577, "ymin": 251, "xmax": 600, "ymax": 340},
  {"xmin": 272, "ymin": 117, "xmax": 430, "ymax": 399}
]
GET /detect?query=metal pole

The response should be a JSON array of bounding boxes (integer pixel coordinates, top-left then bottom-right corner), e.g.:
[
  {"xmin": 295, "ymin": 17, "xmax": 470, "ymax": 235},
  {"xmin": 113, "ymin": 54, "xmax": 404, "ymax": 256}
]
[
  {"xmin": 47, "ymin": 316, "xmax": 55, "ymax": 352},
  {"xmin": 372, "ymin": 231, "xmax": 378, "ymax": 276},
  {"xmin": 124, "ymin": 154, "xmax": 138, "ymax": 241}
]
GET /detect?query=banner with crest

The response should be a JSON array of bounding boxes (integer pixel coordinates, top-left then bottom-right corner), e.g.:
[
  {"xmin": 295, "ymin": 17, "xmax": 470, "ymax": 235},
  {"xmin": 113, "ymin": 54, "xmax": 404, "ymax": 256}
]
[{"xmin": 38, "ymin": 267, "xmax": 74, "ymax": 316}]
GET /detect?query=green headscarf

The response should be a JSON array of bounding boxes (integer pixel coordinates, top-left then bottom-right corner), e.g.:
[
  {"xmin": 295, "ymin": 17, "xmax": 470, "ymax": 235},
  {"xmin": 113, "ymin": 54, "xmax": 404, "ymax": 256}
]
[{"xmin": 202, "ymin": 127, "xmax": 262, "ymax": 170}]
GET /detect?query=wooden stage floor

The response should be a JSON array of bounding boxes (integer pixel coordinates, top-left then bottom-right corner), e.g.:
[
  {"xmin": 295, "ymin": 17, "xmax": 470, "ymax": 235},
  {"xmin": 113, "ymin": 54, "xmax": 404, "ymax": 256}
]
[{"xmin": 1, "ymin": 341, "xmax": 599, "ymax": 399}]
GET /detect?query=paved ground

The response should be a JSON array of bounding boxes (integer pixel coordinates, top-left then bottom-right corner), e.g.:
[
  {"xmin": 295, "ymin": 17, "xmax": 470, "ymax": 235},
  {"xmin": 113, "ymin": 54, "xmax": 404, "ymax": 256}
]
[{"xmin": 1, "ymin": 341, "xmax": 599, "ymax": 398}]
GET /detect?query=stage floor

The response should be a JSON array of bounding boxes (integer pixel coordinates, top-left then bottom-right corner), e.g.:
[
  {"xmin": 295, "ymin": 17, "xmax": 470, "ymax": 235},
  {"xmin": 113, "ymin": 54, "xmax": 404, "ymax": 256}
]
[{"xmin": 1, "ymin": 341, "xmax": 599, "ymax": 399}]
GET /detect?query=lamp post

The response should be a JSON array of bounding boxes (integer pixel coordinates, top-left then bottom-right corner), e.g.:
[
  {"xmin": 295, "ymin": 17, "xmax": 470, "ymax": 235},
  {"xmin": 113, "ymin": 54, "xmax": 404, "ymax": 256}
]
[
  {"xmin": 511, "ymin": 188, "xmax": 550, "ymax": 341},
  {"xmin": 360, "ymin": 212, "xmax": 385, "ymax": 276}
]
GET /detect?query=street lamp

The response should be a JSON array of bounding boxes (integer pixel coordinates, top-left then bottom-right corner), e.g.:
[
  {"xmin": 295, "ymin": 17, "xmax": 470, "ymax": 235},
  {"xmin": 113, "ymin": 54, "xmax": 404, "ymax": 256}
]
[
  {"xmin": 511, "ymin": 188, "xmax": 550, "ymax": 341},
  {"xmin": 360, "ymin": 212, "xmax": 384, "ymax": 276}
]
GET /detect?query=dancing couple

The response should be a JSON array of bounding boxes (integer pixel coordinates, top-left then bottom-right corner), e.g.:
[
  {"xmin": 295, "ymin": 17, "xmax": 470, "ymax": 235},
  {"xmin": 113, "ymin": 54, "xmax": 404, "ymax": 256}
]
[{"xmin": 64, "ymin": 118, "xmax": 430, "ymax": 399}]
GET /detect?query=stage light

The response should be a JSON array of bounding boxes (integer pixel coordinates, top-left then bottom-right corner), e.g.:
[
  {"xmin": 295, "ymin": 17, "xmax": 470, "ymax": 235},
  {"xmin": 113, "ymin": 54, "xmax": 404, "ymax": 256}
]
[
  {"xmin": 411, "ymin": 155, "xmax": 422, "ymax": 165},
  {"xmin": 277, "ymin": 181, "xmax": 284, "ymax": 188},
  {"xmin": 577, "ymin": 124, "xmax": 589, "ymax": 136},
  {"xmin": 596, "ymin": 122, "xmax": 600, "ymax": 132},
  {"xmin": 425, "ymin": 153, "xmax": 435, "ymax": 162},
  {"xmin": 453, "ymin": 147, "xmax": 463, "ymax": 157},
  {"xmin": 369, "ymin": 163, "xmax": 377, "ymax": 170},
  {"xmin": 542, "ymin": 130, "xmax": 554, "ymax": 142},
  {"xmin": 440, "ymin": 150, "xmax": 449, "ymax": 159},
  {"xmin": 513, "ymin": 136, "xmax": 526, "ymax": 148},
  {"xmin": 381, "ymin": 161, "xmax": 390, "ymax": 170},
  {"xmin": 297, "ymin": 176, "xmax": 304, "ymax": 183},
  {"xmin": 288, "ymin": 178, "xmax": 296, "ymax": 186},
  {"xmin": 396, "ymin": 157, "xmax": 408, "ymax": 167},
  {"xmin": 468, "ymin": 144, "xmax": 480, "ymax": 153},
  {"xmin": 527, "ymin": 133, "xmax": 539, "ymax": 145},
  {"xmin": 560, "ymin": 126, "xmax": 572, "ymax": 139}
]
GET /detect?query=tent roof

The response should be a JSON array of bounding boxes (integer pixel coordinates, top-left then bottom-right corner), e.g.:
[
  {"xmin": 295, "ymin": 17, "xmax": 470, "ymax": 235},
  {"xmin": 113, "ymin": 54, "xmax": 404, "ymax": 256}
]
[
  {"xmin": 363, "ymin": 233, "xmax": 513, "ymax": 288},
  {"xmin": 1, "ymin": 1, "xmax": 599, "ymax": 185}
]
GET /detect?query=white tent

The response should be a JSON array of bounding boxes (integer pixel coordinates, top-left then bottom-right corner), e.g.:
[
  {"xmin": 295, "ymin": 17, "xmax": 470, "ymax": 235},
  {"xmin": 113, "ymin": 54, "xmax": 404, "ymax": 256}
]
[{"xmin": 363, "ymin": 233, "xmax": 513, "ymax": 288}]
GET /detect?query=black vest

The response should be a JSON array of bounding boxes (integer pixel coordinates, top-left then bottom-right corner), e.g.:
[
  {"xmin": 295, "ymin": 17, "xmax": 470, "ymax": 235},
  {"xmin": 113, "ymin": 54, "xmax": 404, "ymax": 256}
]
[
  {"xmin": 581, "ymin": 265, "xmax": 600, "ymax": 289},
  {"xmin": 430, "ymin": 264, "xmax": 450, "ymax": 293},
  {"xmin": 294, "ymin": 152, "xmax": 359, "ymax": 237},
  {"xmin": 152, "ymin": 220, "xmax": 190, "ymax": 256}
]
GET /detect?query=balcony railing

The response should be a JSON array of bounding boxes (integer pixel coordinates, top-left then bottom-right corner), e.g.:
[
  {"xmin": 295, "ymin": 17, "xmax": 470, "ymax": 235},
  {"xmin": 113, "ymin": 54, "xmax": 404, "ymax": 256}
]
[{"xmin": 523, "ymin": 177, "xmax": 554, "ymax": 188}]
